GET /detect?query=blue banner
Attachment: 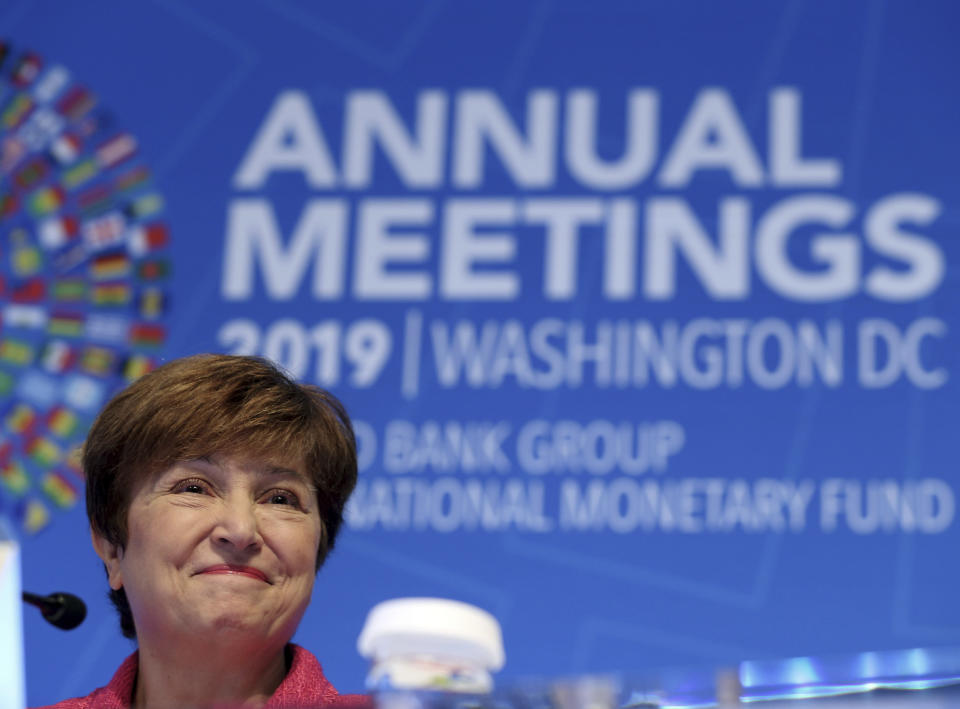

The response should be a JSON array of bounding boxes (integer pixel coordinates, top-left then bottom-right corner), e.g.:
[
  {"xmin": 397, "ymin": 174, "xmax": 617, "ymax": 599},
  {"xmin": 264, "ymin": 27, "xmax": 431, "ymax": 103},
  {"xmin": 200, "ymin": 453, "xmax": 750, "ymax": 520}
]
[{"xmin": 3, "ymin": 1, "xmax": 959, "ymax": 705}]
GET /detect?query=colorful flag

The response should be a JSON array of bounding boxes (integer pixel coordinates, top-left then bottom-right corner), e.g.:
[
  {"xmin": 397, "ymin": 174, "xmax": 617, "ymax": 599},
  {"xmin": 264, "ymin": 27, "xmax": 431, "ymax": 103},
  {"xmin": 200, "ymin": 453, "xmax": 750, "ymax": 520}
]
[
  {"xmin": 114, "ymin": 165, "xmax": 150, "ymax": 194},
  {"xmin": 96, "ymin": 133, "xmax": 136, "ymax": 168},
  {"xmin": 42, "ymin": 471, "xmax": 77, "ymax": 508},
  {"xmin": 17, "ymin": 106, "xmax": 64, "ymax": 152},
  {"xmin": 128, "ymin": 223, "xmax": 169, "ymax": 256},
  {"xmin": 52, "ymin": 277, "xmax": 86, "ymax": 301},
  {"xmin": 79, "ymin": 345, "xmax": 118, "ymax": 376},
  {"xmin": 0, "ymin": 461, "xmax": 28, "ymax": 495},
  {"xmin": 129, "ymin": 323, "xmax": 165, "ymax": 348},
  {"xmin": 122, "ymin": 193, "xmax": 163, "ymax": 221},
  {"xmin": 64, "ymin": 444, "xmax": 83, "ymax": 475},
  {"xmin": 40, "ymin": 340, "xmax": 76, "ymax": 373},
  {"xmin": 28, "ymin": 436, "xmax": 61, "ymax": 468},
  {"xmin": 21, "ymin": 498, "xmax": 50, "ymax": 533},
  {"xmin": 11, "ymin": 52, "xmax": 43, "ymax": 87},
  {"xmin": 5, "ymin": 403, "xmax": 36, "ymax": 434},
  {"xmin": 0, "ymin": 338, "xmax": 34, "ymax": 365},
  {"xmin": 136, "ymin": 258, "xmax": 170, "ymax": 281},
  {"xmin": 63, "ymin": 375, "xmax": 105, "ymax": 412},
  {"xmin": 38, "ymin": 214, "xmax": 79, "ymax": 249},
  {"xmin": 16, "ymin": 371, "xmax": 58, "ymax": 409},
  {"xmin": 90, "ymin": 252, "xmax": 130, "ymax": 280},
  {"xmin": 82, "ymin": 211, "xmax": 127, "ymax": 251},
  {"xmin": 32, "ymin": 65, "xmax": 70, "ymax": 103},
  {"xmin": 0, "ymin": 135, "xmax": 26, "ymax": 173},
  {"xmin": 11, "ymin": 278, "xmax": 46, "ymax": 302},
  {"xmin": 46, "ymin": 406, "xmax": 79, "ymax": 438},
  {"xmin": 61, "ymin": 157, "xmax": 98, "ymax": 189},
  {"xmin": 136, "ymin": 287, "xmax": 166, "ymax": 319},
  {"xmin": 91, "ymin": 282, "xmax": 131, "ymax": 306},
  {"xmin": 27, "ymin": 185, "xmax": 65, "ymax": 217},
  {"xmin": 122, "ymin": 354, "xmax": 154, "ymax": 381},
  {"xmin": 12, "ymin": 245, "xmax": 43, "ymax": 276},
  {"xmin": 56, "ymin": 85, "xmax": 96, "ymax": 120},
  {"xmin": 49, "ymin": 132, "xmax": 81, "ymax": 164},
  {"xmin": 52, "ymin": 243, "xmax": 87, "ymax": 274},
  {"xmin": 13, "ymin": 156, "xmax": 48, "ymax": 190},
  {"xmin": 85, "ymin": 314, "xmax": 129, "ymax": 343},
  {"xmin": 1, "ymin": 93, "xmax": 34, "ymax": 129},
  {"xmin": 0, "ymin": 192, "xmax": 18, "ymax": 217},
  {"xmin": 0, "ymin": 371, "xmax": 14, "ymax": 395},
  {"xmin": 47, "ymin": 311, "xmax": 84, "ymax": 337},
  {"xmin": 77, "ymin": 183, "xmax": 111, "ymax": 215},
  {"xmin": 2, "ymin": 304, "xmax": 47, "ymax": 329}
]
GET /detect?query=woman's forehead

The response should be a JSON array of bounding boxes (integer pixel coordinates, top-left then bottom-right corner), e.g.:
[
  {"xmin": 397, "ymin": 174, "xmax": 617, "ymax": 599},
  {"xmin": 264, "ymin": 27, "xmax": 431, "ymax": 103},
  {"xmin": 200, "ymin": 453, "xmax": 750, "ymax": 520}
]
[{"xmin": 202, "ymin": 453, "xmax": 308, "ymax": 475}]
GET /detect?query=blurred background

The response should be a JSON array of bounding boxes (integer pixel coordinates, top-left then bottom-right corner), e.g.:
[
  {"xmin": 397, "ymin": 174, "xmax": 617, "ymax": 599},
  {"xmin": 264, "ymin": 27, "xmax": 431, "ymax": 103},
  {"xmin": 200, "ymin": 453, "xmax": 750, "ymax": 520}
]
[{"xmin": 1, "ymin": 1, "xmax": 958, "ymax": 705}]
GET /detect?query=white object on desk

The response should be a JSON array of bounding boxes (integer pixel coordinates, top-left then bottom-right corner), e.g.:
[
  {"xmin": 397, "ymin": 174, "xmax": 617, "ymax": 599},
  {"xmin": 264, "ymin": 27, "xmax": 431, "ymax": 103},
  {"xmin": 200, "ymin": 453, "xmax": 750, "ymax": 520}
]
[{"xmin": 358, "ymin": 597, "xmax": 505, "ymax": 693}]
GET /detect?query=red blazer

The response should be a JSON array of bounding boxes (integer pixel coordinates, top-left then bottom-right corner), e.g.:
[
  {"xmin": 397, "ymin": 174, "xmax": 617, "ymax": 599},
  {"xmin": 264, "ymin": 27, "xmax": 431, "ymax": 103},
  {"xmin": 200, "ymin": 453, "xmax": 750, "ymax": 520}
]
[{"xmin": 32, "ymin": 644, "xmax": 372, "ymax": 709}]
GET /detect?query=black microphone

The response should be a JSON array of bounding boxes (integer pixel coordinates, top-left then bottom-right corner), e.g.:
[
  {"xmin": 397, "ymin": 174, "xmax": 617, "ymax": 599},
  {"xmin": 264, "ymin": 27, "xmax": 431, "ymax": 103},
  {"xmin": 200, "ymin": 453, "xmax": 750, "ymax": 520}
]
[{"xmin": 22, "ymin": 590, "xmax": 87, "ymax": 630}]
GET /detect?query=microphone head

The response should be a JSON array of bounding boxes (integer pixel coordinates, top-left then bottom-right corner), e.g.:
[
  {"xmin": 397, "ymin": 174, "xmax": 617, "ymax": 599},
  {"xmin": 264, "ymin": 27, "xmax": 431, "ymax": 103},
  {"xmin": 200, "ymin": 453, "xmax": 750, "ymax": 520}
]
[{"xmin": 43, "ymin": 592, "xmax": 87, "ymax": 630}]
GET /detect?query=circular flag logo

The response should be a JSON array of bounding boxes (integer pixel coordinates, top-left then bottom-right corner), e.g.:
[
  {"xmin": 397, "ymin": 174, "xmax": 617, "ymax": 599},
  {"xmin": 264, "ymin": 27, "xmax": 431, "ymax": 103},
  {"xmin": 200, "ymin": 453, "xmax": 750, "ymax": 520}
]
[{"xmin": 0, "ymin": 40, "xmax": 171, "ymax": 534}]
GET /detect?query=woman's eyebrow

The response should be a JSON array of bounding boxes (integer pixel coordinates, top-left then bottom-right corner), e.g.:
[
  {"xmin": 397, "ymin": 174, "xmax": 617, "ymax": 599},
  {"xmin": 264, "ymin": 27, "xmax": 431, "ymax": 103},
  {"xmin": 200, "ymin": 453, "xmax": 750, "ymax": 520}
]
[
  {"xmin": 261, "ymin": 465, "xmax": 316, "ymax": 488},
  {"xmin": 262, "ymin": 465, "xmax": 298, "ymax": 476},
  {"xmin": 165, "ymin": 459, "xmax": 314, "ymax": 489}
]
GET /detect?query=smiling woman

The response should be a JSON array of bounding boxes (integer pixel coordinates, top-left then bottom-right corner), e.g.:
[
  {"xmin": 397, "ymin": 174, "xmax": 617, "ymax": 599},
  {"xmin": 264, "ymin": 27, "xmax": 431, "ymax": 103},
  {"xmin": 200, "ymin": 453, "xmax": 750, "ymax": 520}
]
[{"xmin": 34, "ymin": 354, "xmax": 370, "ymax": 709}]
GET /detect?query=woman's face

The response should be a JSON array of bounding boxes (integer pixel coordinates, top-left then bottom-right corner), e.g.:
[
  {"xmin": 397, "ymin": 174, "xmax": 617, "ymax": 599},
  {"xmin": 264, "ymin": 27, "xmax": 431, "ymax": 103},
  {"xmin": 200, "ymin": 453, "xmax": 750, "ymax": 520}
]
[{"xmin": 96, "ymin": 453, "xmax": 323, "ymax": 646}]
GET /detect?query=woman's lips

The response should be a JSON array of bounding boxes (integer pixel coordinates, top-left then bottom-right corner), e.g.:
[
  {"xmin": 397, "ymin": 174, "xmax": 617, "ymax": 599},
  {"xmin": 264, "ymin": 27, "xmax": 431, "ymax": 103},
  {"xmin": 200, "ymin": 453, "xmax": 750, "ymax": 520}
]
[{"xmin": 199, "ymin": 564, "xmax": 270, "ymax": 583}]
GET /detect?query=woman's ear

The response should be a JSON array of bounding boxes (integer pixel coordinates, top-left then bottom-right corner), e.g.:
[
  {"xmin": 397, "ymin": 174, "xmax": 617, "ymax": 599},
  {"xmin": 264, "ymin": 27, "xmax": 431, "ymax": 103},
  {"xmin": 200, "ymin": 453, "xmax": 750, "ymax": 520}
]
[{"xmin": 91, "ymin": 528, "xmax": 124, "ymax": 590}]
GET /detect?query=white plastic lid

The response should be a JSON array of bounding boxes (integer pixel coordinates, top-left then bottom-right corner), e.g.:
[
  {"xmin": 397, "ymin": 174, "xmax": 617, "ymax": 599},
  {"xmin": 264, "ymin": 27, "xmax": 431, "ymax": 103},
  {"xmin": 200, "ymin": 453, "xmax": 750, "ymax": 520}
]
[{"xmin": 357, "ymin": 597, "xmax": 505, "ymax": 670}]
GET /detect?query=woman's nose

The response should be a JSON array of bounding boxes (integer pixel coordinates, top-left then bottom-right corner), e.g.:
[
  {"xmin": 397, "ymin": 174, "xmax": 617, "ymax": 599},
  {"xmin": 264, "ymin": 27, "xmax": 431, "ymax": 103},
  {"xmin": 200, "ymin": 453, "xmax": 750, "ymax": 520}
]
[{"xmin": 213, "ymin": 497, "xmax": 262, "ymax": 551}]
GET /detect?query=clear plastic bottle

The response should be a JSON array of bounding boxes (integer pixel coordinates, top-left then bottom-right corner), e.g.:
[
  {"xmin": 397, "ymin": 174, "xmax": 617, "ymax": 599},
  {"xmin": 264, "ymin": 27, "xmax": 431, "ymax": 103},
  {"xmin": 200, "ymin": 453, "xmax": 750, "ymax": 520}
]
[{"xmin": 358, "ymin": 597, "xmax": 505, "ymax": 707}]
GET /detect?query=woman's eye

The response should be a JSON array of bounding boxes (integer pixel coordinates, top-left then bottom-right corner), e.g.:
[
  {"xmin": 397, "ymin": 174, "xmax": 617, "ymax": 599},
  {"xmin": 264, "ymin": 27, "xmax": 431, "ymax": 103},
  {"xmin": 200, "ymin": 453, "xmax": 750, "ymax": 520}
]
[
  {"xmin": 266, "ymin": 490, "xmax": 299, "ymax": 507},
  {"xmin": 174, "ymin": 478, "xmax": 208, "ymax": 494}
]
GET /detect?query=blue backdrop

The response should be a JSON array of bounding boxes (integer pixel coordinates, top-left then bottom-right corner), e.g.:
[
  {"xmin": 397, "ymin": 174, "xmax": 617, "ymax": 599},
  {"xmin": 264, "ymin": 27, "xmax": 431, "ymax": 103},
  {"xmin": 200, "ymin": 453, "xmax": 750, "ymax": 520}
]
[{"xmin": 2, "ymin": 1, "xmax": 959, "ymax": 705}]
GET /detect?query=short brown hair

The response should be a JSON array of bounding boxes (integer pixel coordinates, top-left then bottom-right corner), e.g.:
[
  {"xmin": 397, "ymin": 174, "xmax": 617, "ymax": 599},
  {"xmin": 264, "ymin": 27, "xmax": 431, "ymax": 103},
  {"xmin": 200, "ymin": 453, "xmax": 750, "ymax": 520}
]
[{"xmin": 84, "ymin": 354, "xmax": 358, "ymax": 638}]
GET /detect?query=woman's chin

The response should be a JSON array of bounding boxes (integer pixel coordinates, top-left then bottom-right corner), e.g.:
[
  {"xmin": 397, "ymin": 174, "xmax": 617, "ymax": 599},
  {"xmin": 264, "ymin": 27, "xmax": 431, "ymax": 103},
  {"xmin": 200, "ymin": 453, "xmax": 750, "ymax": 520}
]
[
  {"xmin": 168, "ymin": 599, "xmax": 283, "ymax": 641},
  {"xmin": 208, "ymin": 614, "xmax": 269, "ymax": 635},
  {"xmin": 174, "ymin": 614, "xmax": 281, "ymax": 648}
]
